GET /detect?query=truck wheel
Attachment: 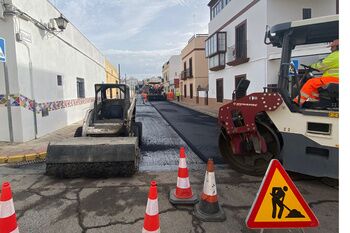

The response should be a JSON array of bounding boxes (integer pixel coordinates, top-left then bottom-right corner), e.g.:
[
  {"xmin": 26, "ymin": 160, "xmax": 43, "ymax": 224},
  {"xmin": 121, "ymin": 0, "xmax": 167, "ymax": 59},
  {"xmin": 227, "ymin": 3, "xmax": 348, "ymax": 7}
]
[{"xmin": 74, "ymin": 127, "xmax": 82, "ymax": 137}]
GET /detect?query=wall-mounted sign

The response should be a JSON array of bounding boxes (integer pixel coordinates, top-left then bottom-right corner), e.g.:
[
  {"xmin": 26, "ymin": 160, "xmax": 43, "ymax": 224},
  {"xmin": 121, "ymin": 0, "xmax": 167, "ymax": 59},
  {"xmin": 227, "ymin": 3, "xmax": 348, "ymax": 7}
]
[
  {"xmin": 174, "ymin": 78, "xmax": 179, "ymax": 88},
  {"xmin": 16, "ymin": 30, "xmax": 32, "ymax": 44},
  {"xmin": 0, "ymin": 37, "xmax": 6, "ymax": 63}
]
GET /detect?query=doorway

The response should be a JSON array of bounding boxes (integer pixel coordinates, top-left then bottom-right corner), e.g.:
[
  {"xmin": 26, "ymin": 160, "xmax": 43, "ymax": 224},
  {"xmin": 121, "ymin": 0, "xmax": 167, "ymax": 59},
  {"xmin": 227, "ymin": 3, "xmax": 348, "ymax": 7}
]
[{"xmin": 216, "ymin": 79, "xmax": 223, "ymax": 102}]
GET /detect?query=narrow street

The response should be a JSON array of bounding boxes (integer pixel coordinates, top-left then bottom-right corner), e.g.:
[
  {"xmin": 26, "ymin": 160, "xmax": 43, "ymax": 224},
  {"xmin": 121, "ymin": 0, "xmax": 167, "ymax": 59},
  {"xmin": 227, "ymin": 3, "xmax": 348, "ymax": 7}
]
[
  {"xmin": 136, "ymin": 97, "xmax": 204, "ymax": 172},
  {"xmin": 0, "ymin": 99, "xmax": 339, "ymax": 233},
  {"xmin": 151, "ymin": 101, "xmax": 224, "ymax": 164},
  {"xmin": 0, "ymin": 1, "xmax": 343, "ymax": 232}
]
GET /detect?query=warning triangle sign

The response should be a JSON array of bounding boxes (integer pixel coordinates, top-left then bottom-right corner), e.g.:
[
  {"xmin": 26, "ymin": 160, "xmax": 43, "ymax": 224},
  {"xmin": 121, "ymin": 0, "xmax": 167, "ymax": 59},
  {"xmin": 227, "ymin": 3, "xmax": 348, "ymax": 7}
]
[{"xmin": 246, "ymin": 159, "xmax": 319, "ymax": 229}]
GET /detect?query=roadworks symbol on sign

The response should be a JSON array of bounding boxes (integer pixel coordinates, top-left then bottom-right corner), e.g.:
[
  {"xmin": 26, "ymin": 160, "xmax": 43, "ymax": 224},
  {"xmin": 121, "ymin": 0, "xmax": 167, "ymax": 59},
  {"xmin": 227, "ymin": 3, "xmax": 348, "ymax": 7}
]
[{"xmin": 246, "ymin": 159, "xmax": 319, "ymax": 229}]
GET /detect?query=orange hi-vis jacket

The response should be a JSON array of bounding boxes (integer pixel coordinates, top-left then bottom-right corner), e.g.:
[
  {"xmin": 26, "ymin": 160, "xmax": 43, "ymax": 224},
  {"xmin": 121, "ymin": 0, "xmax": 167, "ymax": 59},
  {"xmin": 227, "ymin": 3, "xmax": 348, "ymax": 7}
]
[{"xmin": 295, "ymin": 51, "xmax": 339, "ymax": 104}]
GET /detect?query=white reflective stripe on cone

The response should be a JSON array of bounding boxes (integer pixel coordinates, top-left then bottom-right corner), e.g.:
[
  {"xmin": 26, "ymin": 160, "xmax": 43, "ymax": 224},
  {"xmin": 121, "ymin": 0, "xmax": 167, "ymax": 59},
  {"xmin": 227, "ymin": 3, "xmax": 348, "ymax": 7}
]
[
  {"xmin": 10, "ymin": 227, "xmax": 19, "ymax": 233},
  {"xmin": 203, "ymin": 171, "xmax": 217, "ymax": 196},
  {"xmin": 0, "ymin": 199, "xmax": 15, "ymax": 218},
  {"xmin": 142, "ymin": 228, "xmax": 160, "ymax": 233},
  {"xmin": 145, "ymin": 198, "xmax": 159, "ymax": 216},
  {"xmin": 178, "ymin": 158, "xmax": 187, "ymax": 168},
  {"xmin": 177, "ymin": 177, "xmax": 190, "ymax": 189}
]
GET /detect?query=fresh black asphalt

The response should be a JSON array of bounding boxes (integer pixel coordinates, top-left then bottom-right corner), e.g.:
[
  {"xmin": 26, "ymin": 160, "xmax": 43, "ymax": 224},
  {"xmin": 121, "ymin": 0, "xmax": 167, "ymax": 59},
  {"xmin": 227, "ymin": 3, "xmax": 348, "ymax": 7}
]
[{"xmin": 151, "ymin": 101, "xmax": 225, "ymax": 164}]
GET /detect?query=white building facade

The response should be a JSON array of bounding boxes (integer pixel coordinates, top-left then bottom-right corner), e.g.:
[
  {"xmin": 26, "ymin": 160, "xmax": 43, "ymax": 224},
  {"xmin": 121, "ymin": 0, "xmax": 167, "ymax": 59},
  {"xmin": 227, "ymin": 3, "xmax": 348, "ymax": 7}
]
[
  {"xmin": 0, "ymin": 0, "xmax": 106, "ymax": 142},
  {"xmin": 206, "ymin": 0, "xmax": 338, "ymax": 108},
  {"xmin": 162, "ymin": 55, "xmax": 181, "ymax": 93},
  {"xmin": 167, "ymin": 55, "xmax": 182, "ymax": 93}
]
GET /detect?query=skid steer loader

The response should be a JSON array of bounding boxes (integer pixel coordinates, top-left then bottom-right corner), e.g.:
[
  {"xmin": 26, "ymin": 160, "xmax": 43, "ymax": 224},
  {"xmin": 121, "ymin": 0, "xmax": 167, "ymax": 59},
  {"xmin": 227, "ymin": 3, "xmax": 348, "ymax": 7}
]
[
  {"xmin": 218, "ymin": 15, "xmax": 339, "ymax": 178},
  {"xmin": 46, "ymin": 84, "xmax": 142, "ymax": 178}
]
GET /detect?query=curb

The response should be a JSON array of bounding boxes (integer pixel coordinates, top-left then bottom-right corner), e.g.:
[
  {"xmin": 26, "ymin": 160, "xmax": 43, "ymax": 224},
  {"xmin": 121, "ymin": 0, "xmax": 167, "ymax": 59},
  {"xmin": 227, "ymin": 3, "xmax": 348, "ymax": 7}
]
[{"xmin": 0, "ymin": 152, "xmax": 47, "ymax": 164}]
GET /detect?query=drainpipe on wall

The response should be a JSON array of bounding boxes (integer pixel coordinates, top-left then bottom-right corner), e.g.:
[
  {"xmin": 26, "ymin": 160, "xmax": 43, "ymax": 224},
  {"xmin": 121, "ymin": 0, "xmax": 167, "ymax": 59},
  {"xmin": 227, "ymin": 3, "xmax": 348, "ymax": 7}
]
[
  {"xmin": 18, "ymin": 40, "xmax": 38, "ymax": 139},
  {"xmin": 3, "ymin": 63, "xmax": 14, "ymax": 142},
  {"xmin": 3, "ymin": 1, "xmax": 37, "ymax": 139}
]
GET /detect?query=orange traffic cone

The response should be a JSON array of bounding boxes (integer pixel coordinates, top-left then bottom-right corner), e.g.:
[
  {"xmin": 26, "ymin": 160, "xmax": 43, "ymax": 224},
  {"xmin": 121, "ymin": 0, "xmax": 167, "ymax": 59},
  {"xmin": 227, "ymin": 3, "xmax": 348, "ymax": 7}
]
[
  {"xmin": 169, "ymin": 147, "xmax": 198, "ymax": 205},
  {"xmin": 194, "ymin": 159, "xmax": 226, "ymax": 222},
  {"xmin": 0, "ymin": 182, "xmax": 19, "ymax": 233},
  {"xmin": 142, "ymin": 181, "xmax": 160, "ymax": 233}
]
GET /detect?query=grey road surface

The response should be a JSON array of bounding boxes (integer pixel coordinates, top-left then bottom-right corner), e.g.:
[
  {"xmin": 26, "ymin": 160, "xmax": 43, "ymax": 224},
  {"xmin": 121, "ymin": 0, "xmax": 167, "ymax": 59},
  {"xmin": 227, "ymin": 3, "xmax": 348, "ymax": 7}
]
[
  {"xmin": 136, "ymin": 98, "xmax": 204, "ymax": 172},
  {"xmin": 0, "ymin": 98, "xmax": 338, "ymax": 233},
  {"xmin": 151, "ymin": 101, "xmax": 224, "ymax": 164},
  {"xmin": 0, "ymin": 164, "xmax": 338, "ymax": 233}
]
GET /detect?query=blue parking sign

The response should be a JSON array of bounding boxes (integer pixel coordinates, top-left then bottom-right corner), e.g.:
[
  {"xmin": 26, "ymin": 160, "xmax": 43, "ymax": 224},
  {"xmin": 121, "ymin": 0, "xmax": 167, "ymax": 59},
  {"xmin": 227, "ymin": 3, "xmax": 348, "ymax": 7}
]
[{"xmin": 0, "ymin": 37, "xmax": 6, "ymax": 63}]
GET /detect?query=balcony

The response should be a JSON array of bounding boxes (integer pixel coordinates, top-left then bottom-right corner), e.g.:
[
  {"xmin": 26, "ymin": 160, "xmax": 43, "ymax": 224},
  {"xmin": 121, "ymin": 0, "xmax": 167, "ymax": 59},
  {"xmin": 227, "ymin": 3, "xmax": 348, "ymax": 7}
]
[
  {"xmin": 226, "ymin": 44, "xmax": 250, "ymax": 66},
  {"xmin": 209, "ymin": 53, "xmax": 225, "ymax": 71},
  {"xmin": 181, "ymin": 68, "xmax": 193, "ymax": 80},
  {"xmin": 181, "ymin": 71, "xmax": 187, "ymax": 80}
]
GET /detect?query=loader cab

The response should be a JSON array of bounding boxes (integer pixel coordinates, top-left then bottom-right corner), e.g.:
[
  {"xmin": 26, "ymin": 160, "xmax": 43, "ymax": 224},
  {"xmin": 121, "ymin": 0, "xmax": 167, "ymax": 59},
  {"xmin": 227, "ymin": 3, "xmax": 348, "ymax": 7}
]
[
  {"xmin": 264, "ymin": 15, "xmax": 339, "ymax": 112},
  {"xmin": 94, "ymin": 84, "xmax": 131, "ymax": 122}
]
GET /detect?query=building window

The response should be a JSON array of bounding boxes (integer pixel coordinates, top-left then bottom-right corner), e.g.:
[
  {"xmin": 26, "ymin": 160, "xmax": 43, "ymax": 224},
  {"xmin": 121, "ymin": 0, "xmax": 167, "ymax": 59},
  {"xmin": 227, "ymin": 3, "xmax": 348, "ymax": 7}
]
[
  {"xmin": 228, "ymin": 20, "xmax": 249, "ymax": 66},
  {"xmin": 206, "ymin": 32, "xmax": 226, "ymax": 57},
  {"xmin": 184, "ymin": 84, "xmax": 187, "ymax": 98},
  {"xmin": 206, "ymin": 32, "xmax": 226, "ymax": 71},
  {"xmin": 77, "ymin": 78, "xmax": 85, "ymax": 98},
  {"xmin": 236, "ymin": 21, "xmax": 247, "ymax": 59},
  {"xmin": 210, "ymin": 0, "xmax": 231, "ymax": 20},
  {"xmin": 209, "ymin": 54, "xmax": 225, "ymax": 71},
  {"xmin": 303, "ymin": 8, "xmax": 312, "ymax": 19},
  {"xmin": 57, "ymin": 75, "xmax": 62, "ymax": 86},
  {"xmin": 216, "ymin": 79, "xmax": 223, "ymax": 103}
]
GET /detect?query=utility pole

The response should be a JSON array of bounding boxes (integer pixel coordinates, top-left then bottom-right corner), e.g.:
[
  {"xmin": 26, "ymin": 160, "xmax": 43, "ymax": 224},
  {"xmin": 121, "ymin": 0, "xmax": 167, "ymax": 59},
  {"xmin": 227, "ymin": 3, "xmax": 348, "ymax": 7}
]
[{"xmin": 118, "ymin": 64, "xmax": 121, "ymax": 84}]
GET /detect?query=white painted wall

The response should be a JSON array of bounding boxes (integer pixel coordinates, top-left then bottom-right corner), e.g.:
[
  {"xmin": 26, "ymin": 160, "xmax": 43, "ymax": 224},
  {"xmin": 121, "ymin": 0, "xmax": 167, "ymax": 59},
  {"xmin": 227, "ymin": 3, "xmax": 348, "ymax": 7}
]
[
  {"xmin": 0, "ymin": 0, "xmax": 106, "ymax": 142},
  {"xmin": 168, "ymin": 55, "xmax": 181, "ymax": 90},
  {"xmin": 208, "ymin": 0, "xmax": 337, "ymax": 101},
  {"xmin": 0, "ymin": 10, "xmax": 18, "ymax": 142},
  {"xmin": 266, "ymin": 0, "xmax": 337, "ymax": 57},
  {"xmin": 208, "ymin": 0, "xmax": 268, "ymax": 100}
]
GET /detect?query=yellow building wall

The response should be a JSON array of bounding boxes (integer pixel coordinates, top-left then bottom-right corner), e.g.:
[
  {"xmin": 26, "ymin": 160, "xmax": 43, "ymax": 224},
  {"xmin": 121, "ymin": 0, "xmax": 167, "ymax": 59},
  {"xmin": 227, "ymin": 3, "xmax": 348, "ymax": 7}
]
[{"xmin": 105, "ymin": 59, "xmax": 120, "ymax": 98}]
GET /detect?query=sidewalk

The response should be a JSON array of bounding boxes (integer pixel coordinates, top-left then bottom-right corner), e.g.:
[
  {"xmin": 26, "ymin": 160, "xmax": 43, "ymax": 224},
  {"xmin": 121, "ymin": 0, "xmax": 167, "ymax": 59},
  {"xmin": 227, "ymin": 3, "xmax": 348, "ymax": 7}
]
[
  {"xmin": 0, "ymin": 122, "xmax": 81, "ymax": 163},
  {"xmin": 171, "ymin": 100, "xmax": 219, "ymax": 118}
]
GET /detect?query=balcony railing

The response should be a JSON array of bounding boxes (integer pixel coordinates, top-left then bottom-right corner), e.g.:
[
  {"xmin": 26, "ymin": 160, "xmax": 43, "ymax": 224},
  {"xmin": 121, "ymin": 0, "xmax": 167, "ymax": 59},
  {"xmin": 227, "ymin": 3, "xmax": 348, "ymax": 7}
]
[
  {"xmin": 185, "ymin": 68, "xmax": 193, "ymax": 78},
  {"xmin": 226, "ymin": 43, "xmax": 250, "ymax": 66},
  {"xmin": 181, "ymin": 71, "xmax": 187, "ymax": 80}
]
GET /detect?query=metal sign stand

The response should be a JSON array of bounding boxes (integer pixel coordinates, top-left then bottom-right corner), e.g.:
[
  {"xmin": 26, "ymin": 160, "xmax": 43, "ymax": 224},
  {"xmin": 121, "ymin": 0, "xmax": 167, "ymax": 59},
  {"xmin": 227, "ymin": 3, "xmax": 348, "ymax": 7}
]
[
  {"xmin": 260, "ymin": 229, "xmax": 264, "ymax": 233},
  {"xmin": 3, "ymin": 62, "xmax": 14, "ymax": 142}
]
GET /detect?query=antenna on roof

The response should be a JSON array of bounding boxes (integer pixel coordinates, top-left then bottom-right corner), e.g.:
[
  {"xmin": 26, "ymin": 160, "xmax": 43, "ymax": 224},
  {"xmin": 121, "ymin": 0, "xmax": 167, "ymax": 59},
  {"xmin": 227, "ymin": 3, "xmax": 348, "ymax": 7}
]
[{"xmin": 193, "ymin": 13, "xmax": 196, "ymax": 36}]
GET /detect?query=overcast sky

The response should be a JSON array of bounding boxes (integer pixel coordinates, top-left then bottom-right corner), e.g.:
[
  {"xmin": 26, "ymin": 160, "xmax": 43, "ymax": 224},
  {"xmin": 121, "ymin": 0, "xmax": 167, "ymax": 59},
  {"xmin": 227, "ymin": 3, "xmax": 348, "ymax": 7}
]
[{"xmin": 49, "ymin": 0, "xmax": 210, "ymax": 80}]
